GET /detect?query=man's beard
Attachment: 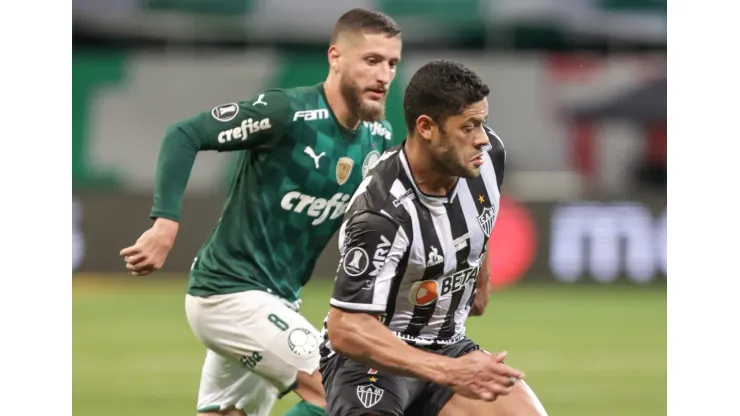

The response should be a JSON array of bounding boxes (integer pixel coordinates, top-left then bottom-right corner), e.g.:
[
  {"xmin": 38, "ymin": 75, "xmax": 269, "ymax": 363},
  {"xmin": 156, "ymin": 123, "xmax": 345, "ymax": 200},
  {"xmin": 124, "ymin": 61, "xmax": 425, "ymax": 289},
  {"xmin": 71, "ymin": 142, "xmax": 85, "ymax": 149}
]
[
  {"xmin": 433, "ymin": 131, "xmax": 480, "ymax": 179},
  {"xmin": 339, "ymin": 77, "xmax": 386, "ymax": 122}
]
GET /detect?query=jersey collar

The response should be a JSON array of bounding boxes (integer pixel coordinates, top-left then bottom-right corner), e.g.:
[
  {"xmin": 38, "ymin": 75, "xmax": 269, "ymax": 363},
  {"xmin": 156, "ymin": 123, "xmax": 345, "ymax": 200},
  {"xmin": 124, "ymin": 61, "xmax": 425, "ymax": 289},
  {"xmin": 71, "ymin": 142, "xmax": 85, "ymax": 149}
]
[{"xmin": 399, "ymin": 142, "xmax": 460, "ymax": 206}]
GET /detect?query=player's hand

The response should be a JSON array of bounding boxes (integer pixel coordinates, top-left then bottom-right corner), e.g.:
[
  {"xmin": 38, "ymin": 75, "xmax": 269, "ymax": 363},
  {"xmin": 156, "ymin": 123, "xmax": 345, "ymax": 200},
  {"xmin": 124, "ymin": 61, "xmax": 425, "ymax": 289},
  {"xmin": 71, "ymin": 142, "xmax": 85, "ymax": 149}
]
[
  {"xmin": 443, "ymin": 350, "xmax": 524, "ymax": 401},
  {"xmin": 119, "ymin": 218, "xmax": 179, "ymax": 276}
]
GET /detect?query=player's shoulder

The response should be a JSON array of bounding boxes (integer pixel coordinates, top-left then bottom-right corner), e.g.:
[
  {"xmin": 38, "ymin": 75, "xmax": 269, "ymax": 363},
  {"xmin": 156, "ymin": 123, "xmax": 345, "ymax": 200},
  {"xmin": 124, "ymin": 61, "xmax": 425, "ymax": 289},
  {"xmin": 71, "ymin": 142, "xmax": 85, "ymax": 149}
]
[
  {"xmin": 483, "ymin": 125, "xmax": 505, "ymax": 158},
  {"xmin": 206, "ymin": 88, "xmax": 291, "ymax": 124},
  {"xmin": 234, "ymin": 85, "xmax": 316, "ymax": 113},
  {"xmin": 280, "ymin": 83, "xmax": 323, "ymax": 103},
  {"xmin": 345, "ymin": 209, "xmax": 399, "ymax": 236},
  {"xmin": 346, "ymin": 147, "xmax": 407, "ymax": 220},
  {"xmin": 362, "ymin": 146, "xmax": 405, "ymax": 201},
  {"xmin": 483, "ymin": 125, "xmax": 506, "ymax": 188}
]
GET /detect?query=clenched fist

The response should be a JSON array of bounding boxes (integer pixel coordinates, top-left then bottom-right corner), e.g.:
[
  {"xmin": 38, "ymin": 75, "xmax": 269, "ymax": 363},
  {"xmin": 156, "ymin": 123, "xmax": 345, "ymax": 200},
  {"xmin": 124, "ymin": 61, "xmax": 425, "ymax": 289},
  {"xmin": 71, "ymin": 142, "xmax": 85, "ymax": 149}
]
[{"xmin": 120, "ymin": 218, "xmax": 179, "ymax": 276}]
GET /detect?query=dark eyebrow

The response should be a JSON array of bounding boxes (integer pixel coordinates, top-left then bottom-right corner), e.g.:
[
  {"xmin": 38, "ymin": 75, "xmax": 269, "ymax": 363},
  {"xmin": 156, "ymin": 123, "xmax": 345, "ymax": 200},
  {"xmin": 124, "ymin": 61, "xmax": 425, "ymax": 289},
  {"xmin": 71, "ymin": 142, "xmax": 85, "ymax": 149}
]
[{"xmin": 465, "ymin": 116, "xmax": 486, "ymax": 125}]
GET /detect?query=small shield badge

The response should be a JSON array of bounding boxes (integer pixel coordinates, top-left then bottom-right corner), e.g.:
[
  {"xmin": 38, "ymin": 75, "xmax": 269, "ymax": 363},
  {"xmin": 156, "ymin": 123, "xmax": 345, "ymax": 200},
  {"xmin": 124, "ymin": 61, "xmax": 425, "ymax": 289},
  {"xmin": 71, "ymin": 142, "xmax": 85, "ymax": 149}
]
[
  {"xmin": 477, "ymin": 206, "xmax": 495, "ymax": 237},
  {"xmin": 336, "ymin": 157, "xmax": 354, "ymax": 185},
  {"xmin": 356, "ymin": 384, "xmax": 384, "ymax": 408}
]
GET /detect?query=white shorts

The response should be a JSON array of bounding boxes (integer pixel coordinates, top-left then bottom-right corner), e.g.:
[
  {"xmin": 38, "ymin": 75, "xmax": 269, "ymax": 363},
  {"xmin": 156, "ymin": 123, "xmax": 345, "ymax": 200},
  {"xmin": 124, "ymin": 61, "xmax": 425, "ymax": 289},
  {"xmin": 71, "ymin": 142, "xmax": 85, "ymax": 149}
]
[{"xmin": 185, "ymin": 290, "xmax": 322, "ymax": 414}]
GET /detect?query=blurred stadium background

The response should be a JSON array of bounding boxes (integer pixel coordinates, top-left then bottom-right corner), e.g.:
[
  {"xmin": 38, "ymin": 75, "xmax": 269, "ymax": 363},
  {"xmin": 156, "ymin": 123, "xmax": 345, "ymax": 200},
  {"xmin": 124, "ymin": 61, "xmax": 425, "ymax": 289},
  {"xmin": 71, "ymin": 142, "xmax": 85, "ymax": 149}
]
[{"xmin": 72, "ymin": 1, "xmax": 667, "ymax": 414}]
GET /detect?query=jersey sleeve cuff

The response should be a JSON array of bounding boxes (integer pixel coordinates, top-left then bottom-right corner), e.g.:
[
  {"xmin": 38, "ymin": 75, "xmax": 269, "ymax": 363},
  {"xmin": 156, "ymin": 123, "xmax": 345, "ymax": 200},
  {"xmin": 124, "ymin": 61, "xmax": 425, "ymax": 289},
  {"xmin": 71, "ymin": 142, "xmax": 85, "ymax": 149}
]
[
  {"xmin": 330, "ymin": 298, "xmax": 386, "ymax": 313},
  {"xmin": 149, "ymin": 210, "xmax": 180, "ymax": 222}
]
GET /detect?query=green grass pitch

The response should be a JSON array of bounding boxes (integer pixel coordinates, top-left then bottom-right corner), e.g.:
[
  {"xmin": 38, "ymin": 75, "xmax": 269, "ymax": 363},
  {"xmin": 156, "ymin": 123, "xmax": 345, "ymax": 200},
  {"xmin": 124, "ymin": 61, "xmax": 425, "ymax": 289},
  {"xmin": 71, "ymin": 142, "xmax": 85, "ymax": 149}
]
[{"xmin": 73, "ymin": 275, "xmax": 666, "ymax": 415}]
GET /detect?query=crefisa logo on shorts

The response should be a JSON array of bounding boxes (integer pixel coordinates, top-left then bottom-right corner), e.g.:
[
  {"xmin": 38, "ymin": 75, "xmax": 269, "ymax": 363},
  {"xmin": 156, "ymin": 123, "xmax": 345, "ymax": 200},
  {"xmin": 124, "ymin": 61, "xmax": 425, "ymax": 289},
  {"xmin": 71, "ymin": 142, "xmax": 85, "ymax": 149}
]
[{"xmin": 356, "ymin": 383, "xmax": 384, "ymax": 408}]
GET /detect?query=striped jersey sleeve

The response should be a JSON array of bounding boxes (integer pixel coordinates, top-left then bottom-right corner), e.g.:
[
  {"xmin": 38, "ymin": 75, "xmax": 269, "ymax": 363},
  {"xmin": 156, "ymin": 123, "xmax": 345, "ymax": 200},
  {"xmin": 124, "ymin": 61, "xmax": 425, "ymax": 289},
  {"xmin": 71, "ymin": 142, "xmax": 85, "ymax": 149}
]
[{"xmin": 330, "ymin": 211, "xmax": 410, "ymax": 314}]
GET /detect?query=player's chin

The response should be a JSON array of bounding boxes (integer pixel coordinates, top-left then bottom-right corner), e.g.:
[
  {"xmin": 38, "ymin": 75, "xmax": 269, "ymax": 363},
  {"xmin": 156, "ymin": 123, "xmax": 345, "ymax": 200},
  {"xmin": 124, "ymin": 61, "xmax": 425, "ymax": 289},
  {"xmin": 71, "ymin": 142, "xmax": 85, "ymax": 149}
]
[
  {"xmin": 460, "ymin": 165, "xmax": 481, "ymax": 179},
  {"xmin": 358, "ymin": 101, "xmax": 385, "ymax": 121}
]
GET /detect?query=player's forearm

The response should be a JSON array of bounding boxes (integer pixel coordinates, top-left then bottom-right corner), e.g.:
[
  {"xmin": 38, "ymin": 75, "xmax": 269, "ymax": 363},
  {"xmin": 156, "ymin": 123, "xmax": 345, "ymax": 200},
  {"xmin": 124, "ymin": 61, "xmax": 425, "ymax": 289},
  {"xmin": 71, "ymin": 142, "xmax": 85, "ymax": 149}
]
[
  {"xmin": 150, "ymin": 124, "xmax": 203, "ymax": 222},
  {"xmin": 327, "ymin": 307, "xmax": 452, "ymax": 385},
  {"xmin": 470, "ymin": 253, "xmax": 491, "ymax": 316}
]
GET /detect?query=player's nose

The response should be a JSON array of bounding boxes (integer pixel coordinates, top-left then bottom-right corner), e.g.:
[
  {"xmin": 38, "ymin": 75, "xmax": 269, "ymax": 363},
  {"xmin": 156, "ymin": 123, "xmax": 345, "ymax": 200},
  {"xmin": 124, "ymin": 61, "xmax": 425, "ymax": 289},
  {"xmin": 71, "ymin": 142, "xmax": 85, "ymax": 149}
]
[
  {"xmin": 474, "ymin": 130, "xmax": 490, "ymax": 148},
  {"xmin": 375, "ymin": 63, "xmax": 392, "ymax": 84}
]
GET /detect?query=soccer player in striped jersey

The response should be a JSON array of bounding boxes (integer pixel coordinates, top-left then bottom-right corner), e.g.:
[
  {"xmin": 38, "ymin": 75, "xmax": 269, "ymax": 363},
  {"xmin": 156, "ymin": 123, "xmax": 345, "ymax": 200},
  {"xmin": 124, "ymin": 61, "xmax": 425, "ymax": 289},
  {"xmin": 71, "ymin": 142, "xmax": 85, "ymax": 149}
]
[{"xmin": 320, "ymin": 60, "xmax": 548, "ymax": 415}]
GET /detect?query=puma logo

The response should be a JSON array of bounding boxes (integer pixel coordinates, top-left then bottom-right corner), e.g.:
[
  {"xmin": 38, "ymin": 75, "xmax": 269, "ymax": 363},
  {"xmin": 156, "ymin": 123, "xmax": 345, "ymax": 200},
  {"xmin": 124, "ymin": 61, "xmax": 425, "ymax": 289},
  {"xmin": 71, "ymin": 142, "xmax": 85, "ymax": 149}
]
[
  {"xmin": 252, "ymin": 94, "xmax": 267, "ymax": 106},
  {"xmin": 304, "ymin": 146, "xmax": 326, "ymax": 169}
]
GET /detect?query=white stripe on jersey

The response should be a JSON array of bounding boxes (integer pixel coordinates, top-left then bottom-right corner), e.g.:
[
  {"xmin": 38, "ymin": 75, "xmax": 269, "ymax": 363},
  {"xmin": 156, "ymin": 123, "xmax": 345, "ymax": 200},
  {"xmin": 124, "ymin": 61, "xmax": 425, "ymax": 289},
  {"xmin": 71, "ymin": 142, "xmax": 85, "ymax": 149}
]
[
  {"xmin": 330, "ymin": 298, "xmax": 386, "ymax": 313},
  {"xmin": 448, "ymin": 180, "xmax": 484, "ymax": 323},
  {"xmin": 418, "ymin": 199, "xmax": 460, "ymax": 338},
  {"xmin": 371, "ymin": 226, "xmax": 410, "ymax": 307}
]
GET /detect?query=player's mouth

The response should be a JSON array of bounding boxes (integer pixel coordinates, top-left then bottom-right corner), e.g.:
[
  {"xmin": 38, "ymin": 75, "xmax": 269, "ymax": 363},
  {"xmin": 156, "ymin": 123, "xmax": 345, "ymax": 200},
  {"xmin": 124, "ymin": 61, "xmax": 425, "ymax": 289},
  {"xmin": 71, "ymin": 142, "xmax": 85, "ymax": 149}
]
[
  {"xmin": 471, "ymin": 153, "xmax": 485, "ymax": 167},
  {"xmin": 366, "ymin": 89, "xmax": 386, "ymax": 100}
]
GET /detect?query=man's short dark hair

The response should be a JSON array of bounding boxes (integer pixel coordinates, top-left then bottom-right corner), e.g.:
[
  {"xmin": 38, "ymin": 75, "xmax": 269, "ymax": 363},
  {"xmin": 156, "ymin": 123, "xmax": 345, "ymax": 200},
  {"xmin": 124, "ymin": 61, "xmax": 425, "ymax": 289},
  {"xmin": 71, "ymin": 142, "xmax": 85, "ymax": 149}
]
[
  {"xmin": 330, "ymin": 8, "xmax": 402, "ymax": 44},
  {"xmin": 403, "ymin": 60, "xmax": 490, "ymax": 134}
]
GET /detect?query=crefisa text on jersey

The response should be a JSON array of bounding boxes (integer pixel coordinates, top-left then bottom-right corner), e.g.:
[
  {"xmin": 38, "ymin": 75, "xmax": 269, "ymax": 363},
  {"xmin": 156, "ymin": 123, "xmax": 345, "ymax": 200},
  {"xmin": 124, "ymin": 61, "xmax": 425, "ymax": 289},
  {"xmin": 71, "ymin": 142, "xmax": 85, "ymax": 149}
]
[
  {"xmin": 280, "ymin": 191, "xmax": 351, "ymax": 226},
  {"xmin": 217, "ymin": 118, "xmax": 272, "ymax": 143}
]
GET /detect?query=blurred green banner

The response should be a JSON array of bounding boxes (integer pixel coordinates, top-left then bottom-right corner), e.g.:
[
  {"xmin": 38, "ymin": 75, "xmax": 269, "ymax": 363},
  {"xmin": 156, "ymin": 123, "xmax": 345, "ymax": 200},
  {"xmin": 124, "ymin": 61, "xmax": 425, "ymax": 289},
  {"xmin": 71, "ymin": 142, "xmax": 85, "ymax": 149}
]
[
  {"xmin": 74, "ymin": 0, "xmax": 666, "ymax": 45},
  {"xmin": 73, "ymin": 50, "xmax": 667, "ymax": 193}
]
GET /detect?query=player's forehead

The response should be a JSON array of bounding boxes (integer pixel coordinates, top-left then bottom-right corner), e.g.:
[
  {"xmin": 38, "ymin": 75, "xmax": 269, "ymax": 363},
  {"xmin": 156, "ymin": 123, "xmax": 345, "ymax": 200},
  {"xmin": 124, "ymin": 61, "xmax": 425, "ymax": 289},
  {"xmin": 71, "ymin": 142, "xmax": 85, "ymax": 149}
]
[
  {"xmin": 349, "ymin": 32, "xmax": 402, "ymax": 59},
  {"xmin": 453, "ymin": 98, "xmax": 489, "ymax": 124}
]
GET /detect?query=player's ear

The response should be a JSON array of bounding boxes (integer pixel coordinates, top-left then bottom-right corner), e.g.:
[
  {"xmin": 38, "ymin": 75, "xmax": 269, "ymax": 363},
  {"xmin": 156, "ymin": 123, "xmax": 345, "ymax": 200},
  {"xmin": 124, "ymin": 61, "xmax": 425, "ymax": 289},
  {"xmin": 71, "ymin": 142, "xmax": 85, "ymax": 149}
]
[
  {"xmin": 328, "ymin": 45, "xmax": 341, "ymax": 74},
  {"xmin": 416, "ymin": 115, "xmax": 436, "ymax": 143}
]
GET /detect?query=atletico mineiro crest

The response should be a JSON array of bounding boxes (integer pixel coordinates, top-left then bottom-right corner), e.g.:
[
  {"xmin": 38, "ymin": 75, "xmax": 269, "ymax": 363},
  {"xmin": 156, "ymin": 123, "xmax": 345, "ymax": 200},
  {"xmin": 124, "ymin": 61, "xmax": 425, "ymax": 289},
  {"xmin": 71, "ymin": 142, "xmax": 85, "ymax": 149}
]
[
  {"xmin": 477, "ymin": 206, "xmax": 495, "ymax": 237},
  {"xmin": 356, "ymin": 384, "xmax": 384, "ymax": 408}
]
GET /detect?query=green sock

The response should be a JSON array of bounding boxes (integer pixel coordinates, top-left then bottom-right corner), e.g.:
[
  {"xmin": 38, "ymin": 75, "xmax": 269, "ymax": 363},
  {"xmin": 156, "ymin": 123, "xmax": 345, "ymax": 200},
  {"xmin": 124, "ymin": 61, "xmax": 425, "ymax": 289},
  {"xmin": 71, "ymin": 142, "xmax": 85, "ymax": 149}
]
[{"xmin": 283, "ymin": 400, "xmax": 326, "ymax": 416}]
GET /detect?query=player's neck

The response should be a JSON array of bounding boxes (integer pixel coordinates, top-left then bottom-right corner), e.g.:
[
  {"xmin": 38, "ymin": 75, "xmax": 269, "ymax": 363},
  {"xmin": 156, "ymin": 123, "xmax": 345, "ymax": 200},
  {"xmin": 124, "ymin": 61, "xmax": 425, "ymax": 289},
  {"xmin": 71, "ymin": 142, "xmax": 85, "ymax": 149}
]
[
  {"xmin": 403, "ymin": 140, "xmax": 458, "ymax": 197},
  {"xmin": 323, "ymin": 77, "xmax": 361, "ymax": 131}
]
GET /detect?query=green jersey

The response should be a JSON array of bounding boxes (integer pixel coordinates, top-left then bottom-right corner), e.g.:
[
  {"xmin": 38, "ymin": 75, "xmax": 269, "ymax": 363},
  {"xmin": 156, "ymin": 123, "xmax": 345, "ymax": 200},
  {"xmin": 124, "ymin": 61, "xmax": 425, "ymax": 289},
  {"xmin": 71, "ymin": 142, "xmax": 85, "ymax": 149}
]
[{"xmin": 150, "ymin": 83, "xmax": 393, "ymax": 301}]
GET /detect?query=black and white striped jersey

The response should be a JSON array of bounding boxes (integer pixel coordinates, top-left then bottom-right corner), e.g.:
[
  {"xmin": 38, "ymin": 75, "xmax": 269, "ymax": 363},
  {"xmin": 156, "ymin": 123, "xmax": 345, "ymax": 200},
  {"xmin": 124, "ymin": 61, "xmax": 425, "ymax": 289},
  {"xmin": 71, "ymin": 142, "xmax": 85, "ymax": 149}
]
[{"xmin": 321, "ymin": 126, "xmax": 506, "ymax": 353}]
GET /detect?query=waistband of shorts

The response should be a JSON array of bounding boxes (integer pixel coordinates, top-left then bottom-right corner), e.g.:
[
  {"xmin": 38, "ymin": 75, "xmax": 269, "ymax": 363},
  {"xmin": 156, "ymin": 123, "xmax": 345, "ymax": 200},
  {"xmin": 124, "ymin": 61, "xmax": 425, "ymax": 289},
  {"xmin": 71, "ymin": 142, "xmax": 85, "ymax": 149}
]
[
  {"xmin": 187, "ymin": 289, "xmax": 302, "ymax": 312},
  {"xmin": 254, "ymin": 289, "xmax": 302, "ymax": 312},
  {"xmin": 392, "ymin": 331, "xmax": 467, "ymax": 348}
]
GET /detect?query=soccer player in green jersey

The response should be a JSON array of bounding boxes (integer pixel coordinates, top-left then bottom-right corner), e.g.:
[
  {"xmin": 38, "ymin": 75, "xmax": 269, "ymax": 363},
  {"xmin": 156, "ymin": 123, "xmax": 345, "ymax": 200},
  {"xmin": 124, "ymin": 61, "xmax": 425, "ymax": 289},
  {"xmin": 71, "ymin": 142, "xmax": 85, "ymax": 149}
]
[{"xmin": 119, "ymin": 9, "xmax": 402, "ymax": 416}]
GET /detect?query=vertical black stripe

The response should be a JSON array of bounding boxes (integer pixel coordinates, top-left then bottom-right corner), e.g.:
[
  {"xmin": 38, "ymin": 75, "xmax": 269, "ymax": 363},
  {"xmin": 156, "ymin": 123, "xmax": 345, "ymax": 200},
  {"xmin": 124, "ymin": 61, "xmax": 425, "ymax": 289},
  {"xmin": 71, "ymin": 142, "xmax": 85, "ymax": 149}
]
[
  {"xmin": 399, "ymin": 179, "xmax": 444, "ymax": 337},
  {"xmin": 437, "ymin": 196, "xmax": 472, "ymax": 339},
  {"xmin": 382, "ymin": 216, "xmax": 413, "ymax": 325},
  {"xmin": 466, "ymin": 175, "xmax": 491, "ymax": 218}
]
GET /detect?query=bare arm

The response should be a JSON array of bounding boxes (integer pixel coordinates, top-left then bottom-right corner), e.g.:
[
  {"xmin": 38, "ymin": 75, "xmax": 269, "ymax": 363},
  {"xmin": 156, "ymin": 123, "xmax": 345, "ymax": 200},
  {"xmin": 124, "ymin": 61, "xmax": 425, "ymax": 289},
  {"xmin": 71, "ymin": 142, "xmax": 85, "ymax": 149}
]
[
  {"xmin": 327, "ymin": 307, "xmax": 452, "ymax": 385},
  {"xmin": 469, "ymin": 251, "xmax": 491, "ymax": 316}
]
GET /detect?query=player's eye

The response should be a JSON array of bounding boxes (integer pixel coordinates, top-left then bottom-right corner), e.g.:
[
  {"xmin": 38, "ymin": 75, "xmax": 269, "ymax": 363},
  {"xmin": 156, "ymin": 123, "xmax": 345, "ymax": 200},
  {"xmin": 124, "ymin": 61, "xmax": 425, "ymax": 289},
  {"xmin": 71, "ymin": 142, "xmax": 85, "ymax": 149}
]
[
  {"xmin": 463, "ymin": 126, "xmax": 475, "ymax": 133},
  {"xmin": 365, "ymin": 57, "xmax": 378, "ymax": 65}
]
